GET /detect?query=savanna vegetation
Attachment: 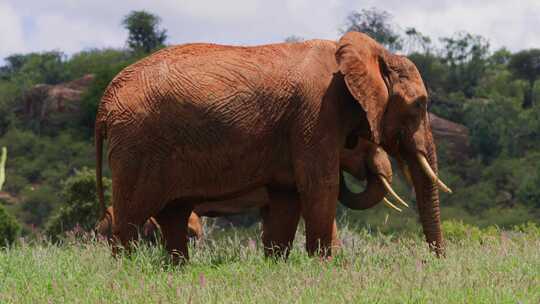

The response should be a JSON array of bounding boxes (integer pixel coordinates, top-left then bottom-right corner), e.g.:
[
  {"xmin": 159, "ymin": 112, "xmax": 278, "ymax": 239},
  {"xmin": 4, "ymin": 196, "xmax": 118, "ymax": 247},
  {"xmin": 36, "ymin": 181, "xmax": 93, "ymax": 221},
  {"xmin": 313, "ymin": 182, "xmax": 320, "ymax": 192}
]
[
  {"xmin": 1, "ymin": 224, "xmax": 539, "ymax": 303},
  {"xmin": 0, "ymin": 7, "xmax": 538, "ymax": 302}
]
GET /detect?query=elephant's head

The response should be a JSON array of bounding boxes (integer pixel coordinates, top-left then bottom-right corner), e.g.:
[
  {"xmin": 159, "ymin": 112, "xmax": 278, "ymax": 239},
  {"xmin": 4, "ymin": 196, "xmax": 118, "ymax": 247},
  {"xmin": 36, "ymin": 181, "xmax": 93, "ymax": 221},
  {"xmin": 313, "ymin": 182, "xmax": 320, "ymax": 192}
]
[
  {"xmin": 339, "ymin": 137, "xmax": 407, "ymax": 212},
  {"xmin": 336, "ymin": 32, "xmax": 451, "ymax": 255}
]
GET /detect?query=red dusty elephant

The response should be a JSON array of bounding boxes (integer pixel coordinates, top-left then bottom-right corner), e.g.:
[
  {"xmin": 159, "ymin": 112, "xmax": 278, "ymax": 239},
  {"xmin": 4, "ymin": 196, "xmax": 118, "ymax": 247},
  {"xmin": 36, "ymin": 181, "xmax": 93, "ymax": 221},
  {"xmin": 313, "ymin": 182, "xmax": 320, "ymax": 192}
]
[{"xmin": 95, "ymin": 32, "xmax": 451, "ymax": 262}]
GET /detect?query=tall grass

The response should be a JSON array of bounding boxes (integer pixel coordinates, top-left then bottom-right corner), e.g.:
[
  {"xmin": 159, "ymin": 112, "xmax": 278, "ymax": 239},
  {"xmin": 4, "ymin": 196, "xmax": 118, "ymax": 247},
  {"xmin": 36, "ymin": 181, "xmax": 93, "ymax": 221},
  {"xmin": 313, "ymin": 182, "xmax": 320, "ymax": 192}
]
[{"xmin": 0, "ymin": 223, "xmax": 539, "ymax": 303}]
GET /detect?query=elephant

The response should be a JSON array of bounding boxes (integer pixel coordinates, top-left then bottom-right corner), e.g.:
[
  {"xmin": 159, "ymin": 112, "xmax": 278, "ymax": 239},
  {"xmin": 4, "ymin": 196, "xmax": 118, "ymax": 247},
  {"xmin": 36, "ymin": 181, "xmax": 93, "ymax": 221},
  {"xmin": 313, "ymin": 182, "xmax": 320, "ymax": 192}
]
[
  {"xmin": 95, "ymin": 31, "xmax": 451, "ymax": 262},
  {"xmin": 95, "ymin": 137, "xmax": 404, "ymax": 255},
  {"xmin": 96, "ymin": 206, "xmax": 203, "ymax": 241}
]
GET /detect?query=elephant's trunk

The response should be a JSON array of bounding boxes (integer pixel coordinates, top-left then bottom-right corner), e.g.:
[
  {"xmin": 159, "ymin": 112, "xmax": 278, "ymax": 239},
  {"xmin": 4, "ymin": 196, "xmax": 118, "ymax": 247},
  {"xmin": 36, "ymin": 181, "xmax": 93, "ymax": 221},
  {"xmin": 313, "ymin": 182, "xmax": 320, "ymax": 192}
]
[
  {"xmin": 408, "ymin": 141, "xmax": 444, "ymax": 256},
  {"xmin": 338, "ymin": 171, "xmax": 387, "ymax": 210}
]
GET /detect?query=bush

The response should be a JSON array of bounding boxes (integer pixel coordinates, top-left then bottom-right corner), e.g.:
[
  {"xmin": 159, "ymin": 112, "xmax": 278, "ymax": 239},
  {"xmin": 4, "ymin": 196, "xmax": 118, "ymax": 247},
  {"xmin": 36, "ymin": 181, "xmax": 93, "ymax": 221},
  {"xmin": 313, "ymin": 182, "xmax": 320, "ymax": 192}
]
[
  {"xmin": 2, "ymin": 174, "xmax": 26, "ymax": 194},
  {"xmin": 512, "ymin": 221, "xmax": 540, "ymax": 237},
  {"xmin": 0, "ymin": 204, "xmax": 21, "ymax": 246},
  {"xmin": 45, "ymin": 168, "xmax": 111, "ymax": 240},
  {"xmin": 442, "ymin": 220, "xmax": 484, "ymax": 242},
  {"xmin": 19, "ymin": 185, "xmax": 58, "ymax": 226},
  {"xmin": 0, "ymin": 129, "xmax": 94, "ymax": 191},
  {"xmin": 64, "ymin": 48, "xmax": 132, "ymax": 79}
]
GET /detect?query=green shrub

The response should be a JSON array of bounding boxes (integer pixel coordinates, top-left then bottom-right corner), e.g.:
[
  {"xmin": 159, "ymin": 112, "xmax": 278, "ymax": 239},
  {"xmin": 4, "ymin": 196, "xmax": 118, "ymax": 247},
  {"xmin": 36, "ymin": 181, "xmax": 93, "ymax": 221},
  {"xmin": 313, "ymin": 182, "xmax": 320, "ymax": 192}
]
[
  {"xmin": 2, "ymin": 174, "xmax": 27, "ymax": 195},
  {"xmin": 0, "ymin": 204, "xmax": 21, "ymax": 246},
  {"xmin": 512, "ymin": 221, "xmax": 540, "ymax": 237},
  {"xmin": 19, "ymin": 185, "xmax": 58, "ymax": 226},
  {"xmin": 442, "ymin": 220, "xmax": 484, "ymax": 242},
  {"xmin": 64, "ymin": 48, "xmax": 132, "ymax": 79},
  {"xmin": 0, "ymin": 129, "xmax": 94, "ymax": 192},
  {"xmin": 45, "ymin": 167, "xmax": 111, "ymax": 240}
]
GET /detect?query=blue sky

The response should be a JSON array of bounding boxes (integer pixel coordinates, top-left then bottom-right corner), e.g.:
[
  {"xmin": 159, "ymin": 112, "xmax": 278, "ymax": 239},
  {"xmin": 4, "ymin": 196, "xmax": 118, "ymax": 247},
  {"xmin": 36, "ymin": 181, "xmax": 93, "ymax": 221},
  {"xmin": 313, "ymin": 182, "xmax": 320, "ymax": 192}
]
[{"xmin": 1, "ymin": 0, "xmax": 539, "ymax": 61}]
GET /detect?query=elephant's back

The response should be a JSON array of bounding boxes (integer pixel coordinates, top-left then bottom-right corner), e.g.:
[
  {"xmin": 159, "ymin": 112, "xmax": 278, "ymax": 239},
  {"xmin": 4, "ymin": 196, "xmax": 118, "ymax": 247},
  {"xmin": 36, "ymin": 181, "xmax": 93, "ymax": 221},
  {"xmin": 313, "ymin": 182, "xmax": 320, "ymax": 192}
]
[
  {"xmin": 100, "ymin": 42, "xmax": 314, "ymax": 136},
  {"xmin": 97, "ymin": 39, "xmax": 339, "ymax": 154},
  {"xmin": 100, "ymin": 40, "xmax": 336, "ymax": 106}
]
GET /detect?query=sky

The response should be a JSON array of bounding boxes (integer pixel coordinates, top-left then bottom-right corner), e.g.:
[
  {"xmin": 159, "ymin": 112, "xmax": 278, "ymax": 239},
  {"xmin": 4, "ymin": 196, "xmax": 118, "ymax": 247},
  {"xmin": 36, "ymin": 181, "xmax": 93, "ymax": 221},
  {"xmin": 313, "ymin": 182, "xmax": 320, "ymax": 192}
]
[{"xmin": 1, "ymin": 0, "xmax": 539, "ymax": 62}]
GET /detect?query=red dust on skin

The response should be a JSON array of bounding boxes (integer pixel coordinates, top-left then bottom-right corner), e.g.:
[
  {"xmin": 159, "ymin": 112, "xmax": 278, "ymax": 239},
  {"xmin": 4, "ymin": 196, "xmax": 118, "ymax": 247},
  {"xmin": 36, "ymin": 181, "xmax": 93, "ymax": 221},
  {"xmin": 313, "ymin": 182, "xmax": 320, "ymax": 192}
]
[{"xmin": 95, "ymin": 31, "xmax": 446, "ymax": 262}]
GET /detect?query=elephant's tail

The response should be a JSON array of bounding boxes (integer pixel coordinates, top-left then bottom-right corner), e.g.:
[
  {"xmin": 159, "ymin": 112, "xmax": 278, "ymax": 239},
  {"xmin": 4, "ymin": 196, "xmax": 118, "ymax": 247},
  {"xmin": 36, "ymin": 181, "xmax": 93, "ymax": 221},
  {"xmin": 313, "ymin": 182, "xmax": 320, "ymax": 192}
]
[{"xmin": 95, "ymin": 122, "xmax": 107, "ymax": 219}]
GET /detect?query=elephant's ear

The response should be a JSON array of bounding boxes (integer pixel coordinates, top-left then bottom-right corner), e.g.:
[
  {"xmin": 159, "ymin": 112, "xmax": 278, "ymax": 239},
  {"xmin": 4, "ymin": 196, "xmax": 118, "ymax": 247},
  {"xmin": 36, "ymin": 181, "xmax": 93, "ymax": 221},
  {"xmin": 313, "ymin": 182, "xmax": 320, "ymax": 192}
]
[{"xmin": 336, "ymin": 32, "xmax": 392, "ymax": 144}]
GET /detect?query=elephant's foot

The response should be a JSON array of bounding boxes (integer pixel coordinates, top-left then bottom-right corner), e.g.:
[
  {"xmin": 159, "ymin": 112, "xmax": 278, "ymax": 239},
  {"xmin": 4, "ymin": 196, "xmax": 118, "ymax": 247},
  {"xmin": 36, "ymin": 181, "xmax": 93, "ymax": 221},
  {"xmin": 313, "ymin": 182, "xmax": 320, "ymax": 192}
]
[
  {"xmin": 155, "ymin": 202, "xmax": 193, "ymax": 264},
  {"xmin": 261, "ymin": 190, "xmax": 301, "ymax": 259}
]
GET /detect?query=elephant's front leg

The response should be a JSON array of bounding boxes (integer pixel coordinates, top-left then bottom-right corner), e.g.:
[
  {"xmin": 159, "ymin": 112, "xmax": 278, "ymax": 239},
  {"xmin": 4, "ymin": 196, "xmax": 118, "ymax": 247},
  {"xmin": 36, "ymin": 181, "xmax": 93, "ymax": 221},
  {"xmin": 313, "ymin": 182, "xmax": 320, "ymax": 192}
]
[
  {"xmin": 300, "ymin": 181, "xmax": 339, "ymax": 257},
  {"xmin": 293, "ymin": 150, "xmax": 340, "ymax": 257},
  {"xmin": 261, "ymin": 189, "xmax": 301, "ymax": 258},
  {"xmin": 155, "ymin": 201, "xmax": 193, "ymax": 264}
]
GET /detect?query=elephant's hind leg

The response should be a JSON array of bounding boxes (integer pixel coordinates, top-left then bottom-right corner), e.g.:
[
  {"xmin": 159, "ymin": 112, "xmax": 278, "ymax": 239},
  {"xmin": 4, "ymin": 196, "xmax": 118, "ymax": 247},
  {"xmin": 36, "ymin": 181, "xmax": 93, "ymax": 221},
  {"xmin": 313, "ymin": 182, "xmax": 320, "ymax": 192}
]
[
  {"xmin": 261, "ymin": 189, "xmax": 301, "ymax": 259},
  {"xmin": 155, "ymin": 201, "xmax": 193, "ymax": 264},
  {"xmin": 112, "ymin": 196, "xmax": 164, "ymax": 258},
  {"xmin": 110, "ymin": 157, "xmax": 168, "ymax": 257}
]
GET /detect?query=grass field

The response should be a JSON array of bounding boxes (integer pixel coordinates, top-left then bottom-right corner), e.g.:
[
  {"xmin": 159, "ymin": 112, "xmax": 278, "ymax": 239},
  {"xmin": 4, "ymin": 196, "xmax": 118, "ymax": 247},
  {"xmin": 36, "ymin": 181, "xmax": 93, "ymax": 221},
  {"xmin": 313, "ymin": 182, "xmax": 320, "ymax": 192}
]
[{"xmin": 1, "ymin": 223, "xmax": 539, "ymax": 303}]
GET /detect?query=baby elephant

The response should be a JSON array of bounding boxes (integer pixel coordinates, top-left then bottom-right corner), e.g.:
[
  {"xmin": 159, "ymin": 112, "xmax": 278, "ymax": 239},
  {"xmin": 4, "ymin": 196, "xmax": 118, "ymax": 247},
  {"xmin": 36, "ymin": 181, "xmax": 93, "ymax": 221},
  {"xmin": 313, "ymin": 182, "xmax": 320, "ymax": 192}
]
[{"xmin": 95, "ymin": 206, "xmax": 203, "ymax": 241}]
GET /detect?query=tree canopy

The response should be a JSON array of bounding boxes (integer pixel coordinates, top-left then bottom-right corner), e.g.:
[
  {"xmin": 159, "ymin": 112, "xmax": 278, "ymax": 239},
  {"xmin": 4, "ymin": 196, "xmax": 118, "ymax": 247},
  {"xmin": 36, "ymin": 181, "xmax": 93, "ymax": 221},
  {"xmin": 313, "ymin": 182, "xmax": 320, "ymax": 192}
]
[
  {"xmin": 508, "ymin": 49, "xmax": 540, "ymax": 108},
  {"xmin": 122, "ymin": 10, "xmax": 168, "ymax": 54},
  {"xmin": 341, "ymin": 8, "xmax": 402, "ymax": 51}
]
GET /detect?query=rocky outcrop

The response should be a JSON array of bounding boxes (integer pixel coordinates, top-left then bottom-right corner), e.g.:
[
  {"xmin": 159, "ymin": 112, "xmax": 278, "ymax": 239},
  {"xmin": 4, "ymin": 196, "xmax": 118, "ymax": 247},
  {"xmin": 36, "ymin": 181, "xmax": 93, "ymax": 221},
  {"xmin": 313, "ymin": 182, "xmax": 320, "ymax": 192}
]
[
  {"xmin": 16, "ymin": 74, "xmax": 95, "ymax": 133},
  {"xmin": 429, "ymin": 113, "xmax": 470, "ymax": 161},
  {"xmin": 0, "ymin": 191, "xmax": 18, "ymax": 204}
]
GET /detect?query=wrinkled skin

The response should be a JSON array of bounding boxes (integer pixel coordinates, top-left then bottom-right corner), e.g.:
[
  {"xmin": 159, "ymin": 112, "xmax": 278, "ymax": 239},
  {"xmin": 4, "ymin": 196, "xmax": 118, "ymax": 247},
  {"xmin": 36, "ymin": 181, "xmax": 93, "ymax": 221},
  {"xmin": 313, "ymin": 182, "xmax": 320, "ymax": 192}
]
[
  {"xmin": 334, "ymin": 33, "xmax": 445, "ymax": 255},
  {"xmin": 96, "ymin": 31, "xmax": 445, "ymax": 262},
  {"xmin": 96, "ymin": 138, "xmax": 392, "ymax": 256}
]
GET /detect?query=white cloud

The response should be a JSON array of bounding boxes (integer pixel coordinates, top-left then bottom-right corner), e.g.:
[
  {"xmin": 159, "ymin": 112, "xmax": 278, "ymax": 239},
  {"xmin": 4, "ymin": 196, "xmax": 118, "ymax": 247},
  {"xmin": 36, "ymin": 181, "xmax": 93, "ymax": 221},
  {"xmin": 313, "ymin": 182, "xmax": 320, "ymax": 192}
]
[
  {"xmin": 347, "ymin": 0, "xmax": 540, "ymax": 51},
  {"xmin": 0, "ymin": 2, "xmax": 26, "ymax": 57},
  {"xmin": 30, "ymin": 13, "xmax": 125, "ymax": 53},
  {"xmin": 175, "ymin": 0, "xmax": 259, "ymax": 19},
  {"xmin": 0, "ymin": 0, "xmax": 539, "ymax": 63}
]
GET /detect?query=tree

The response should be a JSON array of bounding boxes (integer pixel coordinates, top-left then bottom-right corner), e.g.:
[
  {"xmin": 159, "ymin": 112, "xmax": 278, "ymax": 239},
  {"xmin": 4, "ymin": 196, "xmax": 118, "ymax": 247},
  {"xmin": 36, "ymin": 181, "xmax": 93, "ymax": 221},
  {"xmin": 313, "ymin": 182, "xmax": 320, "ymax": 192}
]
[
  {"xmin": 340, "ymin": 8, "xmax": 402, "ymax": 51},
  {"xmin": 440, "ymin": 32, "xmax": 490, "ymax": 97},
  {"xmin": 403, "ymin": 27, "xmax": 432, "ymax": 54},
  {"xmin": 45, "ymin": 167, "xmax": 111, "ymax": 240},
  {"xmin": 122, "ymin": 10, "xmax": 167, "ymax": 53},
  {"xmin": 284, "ymin": 35, "xmax": 304, "ymax": 43},
  {"xmin": 1, "ymin": 52, "xmax": 67, "ymax": 87},
  {"xmin": 490, "ymin": 48, "xmax": 512, "ymax": 66},
  {"xmin": 508, "ymin": 49, "xmax": 540, "ymax": 108},
  {"xmin": 0, "ymin": 54, "xmax": 29, "ymax": 80},
  {"xmin": 0, "ymin": 205, "xmax": 20, "ymax": 246}
]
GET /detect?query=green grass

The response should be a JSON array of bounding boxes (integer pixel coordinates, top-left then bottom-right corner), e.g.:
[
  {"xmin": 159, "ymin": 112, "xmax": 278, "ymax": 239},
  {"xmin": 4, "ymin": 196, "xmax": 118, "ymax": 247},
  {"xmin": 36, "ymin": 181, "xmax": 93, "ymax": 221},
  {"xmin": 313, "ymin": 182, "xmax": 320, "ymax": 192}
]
[{"xmin": 0, "ymin": 224, "xmax": 539, "ymax": 303}]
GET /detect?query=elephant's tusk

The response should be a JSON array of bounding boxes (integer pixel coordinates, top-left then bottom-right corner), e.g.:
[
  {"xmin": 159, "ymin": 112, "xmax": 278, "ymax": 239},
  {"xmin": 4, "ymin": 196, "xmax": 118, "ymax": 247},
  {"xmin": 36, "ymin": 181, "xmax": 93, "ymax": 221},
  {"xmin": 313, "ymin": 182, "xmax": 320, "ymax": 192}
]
[
  {"xmin": 383, "ymin": 198, "xmax": 402, "ymax": 212},
  {"xmin": 417, "ymin": 154, "xmax": 453, "ymax": 194},
  {"xmin": 380, "ymin": 176, "xmax": 409, "ymax": 208}
]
